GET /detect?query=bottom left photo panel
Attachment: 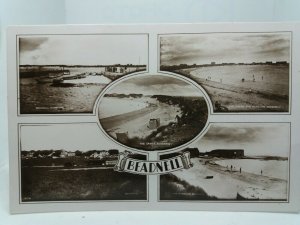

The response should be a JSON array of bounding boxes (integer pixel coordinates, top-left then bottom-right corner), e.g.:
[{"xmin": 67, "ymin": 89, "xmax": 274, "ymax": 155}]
[{"xmin": 19, "ymin": 123, "xmax": 148, "ymax": 202}]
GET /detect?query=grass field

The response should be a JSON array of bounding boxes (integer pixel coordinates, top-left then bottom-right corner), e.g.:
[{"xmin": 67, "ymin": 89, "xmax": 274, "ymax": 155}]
[{"xmin": 21, "ymin": 158, "xmax": 147, "ymax": 201}]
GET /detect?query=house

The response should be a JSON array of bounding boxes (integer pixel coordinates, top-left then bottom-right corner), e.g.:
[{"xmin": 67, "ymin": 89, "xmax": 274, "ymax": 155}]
[
  {"xmin": 149, "ymin": 118, "xmax": 160, "ymax": 129},
  {"xmin": 89, "ymin": 151, "xmax": 108, "ymax": 159},
  {"xmin": 57, "ymin": 150, "xmax": 76, "ymax": 158},
  {"xmin": 105, "ymin": 158, "xmax": 118, "ymax": 166},
  {"xmin": 27, "ymin": 152, "xmax": 34, "ymax": 158},
  {"xmin": 67, "ymin": 152, "xmax": 76, "ymax": 157},
  {"xmin": 105, "ymin": 66, "xmax": 128, "ymax": 74}
]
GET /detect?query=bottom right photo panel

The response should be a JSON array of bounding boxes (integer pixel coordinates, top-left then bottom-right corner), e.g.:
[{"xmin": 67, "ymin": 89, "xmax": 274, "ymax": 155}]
[{"xmin": 159, "ymin": 123, "xmax": 290, "ymax": 201}]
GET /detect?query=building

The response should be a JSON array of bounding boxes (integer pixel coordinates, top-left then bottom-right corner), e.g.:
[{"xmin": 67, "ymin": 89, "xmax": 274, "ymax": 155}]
[
  {"xmin": 149, "ymin": 118, "xmax": 160, "ymax": 129},
  {"xmin": 67, "ymin": 152, "xmax": 76, "ymax": 157},
  {"xmin": 276, "ymin": 61, "xmax": 288, "ymax": 65},
  {"xmin": 184, "ymin": 148, "xmax": 200, "ymax": 158},
  {"xmin": 105, "ymin": 66, "xmax": 128, "ymax": 74},
  {"xmin": 200, "ymin": 149, "xmax": 244, "ymax": 158},
  {"xmin": 105, "ymin": 159, "xmax": 118, "ymax": 166},
  {"xmin": 58, "ymin": 150, "xmax": 76, "ymax": 158},
  {"xmin": 90, "ymin": 151, "xmax": 108, "ymax": 159},
  {"xmin": 160, "ymin": 147, "xmax": 200, "ymax": 160}
]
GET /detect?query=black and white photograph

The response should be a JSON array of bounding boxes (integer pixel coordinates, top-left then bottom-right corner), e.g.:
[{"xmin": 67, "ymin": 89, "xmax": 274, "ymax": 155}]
[
  {"xmin": 19, "ymin": 35, "xmax": 147, "ymax": 114},
  {"xmin": 20, "ymin": 124, "xmax": 147, "ymax": 202},
  {"xmin": 160, "ymin": 123, "xmax": 290, "ymax": 201},
  {"xmin": 98, "ymin": 74, "xmax": 209, "ymax": 151},
  {"xmin": 7, "ymin": 23, "xmax": 300, "ymax": 214},
  {"xmin": 160, "ymin": 33, "xmax": 291, "ymax": 113}
]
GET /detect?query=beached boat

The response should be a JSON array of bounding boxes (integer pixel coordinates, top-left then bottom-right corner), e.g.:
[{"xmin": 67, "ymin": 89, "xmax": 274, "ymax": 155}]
[{"xmin": 35, "ymin": 74, "xmax": 63, "ymax": 83}]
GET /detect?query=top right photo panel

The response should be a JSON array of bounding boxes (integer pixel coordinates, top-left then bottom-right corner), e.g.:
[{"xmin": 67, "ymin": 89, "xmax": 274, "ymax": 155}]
[{"xmin": 160, "ymin": 32, "xmax": 291, "ymax": 113}]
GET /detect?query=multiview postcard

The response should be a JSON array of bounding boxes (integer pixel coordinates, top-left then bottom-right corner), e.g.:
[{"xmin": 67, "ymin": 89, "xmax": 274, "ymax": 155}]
[{"xmin": 7, "ymin": 23, "xmax": 300, "ymax": 213}]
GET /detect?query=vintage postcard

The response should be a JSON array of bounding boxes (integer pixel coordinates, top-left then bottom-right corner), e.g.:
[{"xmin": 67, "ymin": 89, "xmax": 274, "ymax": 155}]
[{"xmin": 7, "ymin": 23, "xmax": 300, "ymax": 213}]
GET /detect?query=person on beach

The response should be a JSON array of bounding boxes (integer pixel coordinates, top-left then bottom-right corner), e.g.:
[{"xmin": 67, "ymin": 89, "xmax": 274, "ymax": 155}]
[
  {"xmin": 261, "ymin": 169, "xmax": 263, "ymax": 175},
  {"xmin": 215, "ymin": 101, "xmax": 221, "ymax": 111}
]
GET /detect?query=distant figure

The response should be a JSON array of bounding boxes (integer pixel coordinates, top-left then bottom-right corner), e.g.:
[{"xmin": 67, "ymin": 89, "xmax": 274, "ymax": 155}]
[
  {"xmin": 262, "ymin": 75, "xmax": 264, "ymax": 80},
  {"xmin": 261, "ymin": 169, "xmax": 263, "ymax": 175},
  {"xmin": 241, "ymin": 78, "xmax": 245, "ymax": 82},
  {"xmin": 240, "ymin": 167, "xmax": 242, "ymax": 173},
  {"xmin": 215, "ymin": 101, "xmax": 221, "ymax": 111},
  {"xmin": 230, "ymin": 165, "xmax": 233, "ymax": 171}
]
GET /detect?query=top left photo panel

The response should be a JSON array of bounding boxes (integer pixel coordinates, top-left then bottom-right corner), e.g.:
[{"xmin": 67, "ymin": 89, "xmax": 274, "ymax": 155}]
[{"xmin": 18, "ymin": 34, "xmax": 148, "ymax": 114}]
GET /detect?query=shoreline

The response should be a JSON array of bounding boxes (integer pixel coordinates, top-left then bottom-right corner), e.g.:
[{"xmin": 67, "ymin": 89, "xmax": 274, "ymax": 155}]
[{"xmin": 171, "ymin": 158, "xmax": 287, "ymax": 200}]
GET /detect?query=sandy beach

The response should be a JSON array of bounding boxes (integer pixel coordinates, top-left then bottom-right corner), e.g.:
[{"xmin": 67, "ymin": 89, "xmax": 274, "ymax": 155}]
[
  {"xmin": 174, "ymin": 64, "xmax": 289, "ymax": 112},
  {"xmin": 171, "ymin": 158, "xmax": 288, "ymax": 200},
  {"xmin": 100, "ymin": 97, "xmax": 181, "ymax": 139}
]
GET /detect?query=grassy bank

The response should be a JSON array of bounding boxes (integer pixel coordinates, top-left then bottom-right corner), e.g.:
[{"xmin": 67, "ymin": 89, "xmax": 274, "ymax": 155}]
[{"xmin": 160, "ymin": 173, "xmax": 216, "ymax": 200}]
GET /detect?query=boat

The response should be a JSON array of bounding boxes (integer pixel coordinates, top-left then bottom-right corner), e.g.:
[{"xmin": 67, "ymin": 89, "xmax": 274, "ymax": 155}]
[{"xmin": 35, "ymin": 74, "xmax": 63, "ymax": 83}]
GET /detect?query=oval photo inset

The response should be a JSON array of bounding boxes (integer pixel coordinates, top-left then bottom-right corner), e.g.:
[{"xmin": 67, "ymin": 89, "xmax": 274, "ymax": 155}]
[{"xmin": 98, "ymin": 74, "xmax": 209, "ymax": 151}]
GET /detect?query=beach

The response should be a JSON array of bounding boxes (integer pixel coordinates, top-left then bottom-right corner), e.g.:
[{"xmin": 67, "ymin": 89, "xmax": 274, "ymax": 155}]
[
  {"xmin": 100, "ymin": 97, "xmax": 181, "ymax": 139},
  {"xmin": 174, "ymin": 64, "xmax": 289, "ymax": 112},
  {"xmin": 166, "ymin": 158, "xmax": 288, "ymax": 200}
]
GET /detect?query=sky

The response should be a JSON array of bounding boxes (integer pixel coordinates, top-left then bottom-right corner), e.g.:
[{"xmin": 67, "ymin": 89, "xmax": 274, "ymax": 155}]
[
  {"xmin": 160, "ymin": 32, "xmax": 290, "ymax": 66},
  {"xmin": 21, "ymin": 124, "xmax": 122, "ymax": 151},
  {"xmin": 106, "ymin": 74, "xmax": 204, "ymax": 96},
  {"xmin": 19, "ymin": 35, "xmax": 148, "ymax": 65},
  {"xmin": 191, "ymin": 123, "xmax": 290, "ymax": 157}
]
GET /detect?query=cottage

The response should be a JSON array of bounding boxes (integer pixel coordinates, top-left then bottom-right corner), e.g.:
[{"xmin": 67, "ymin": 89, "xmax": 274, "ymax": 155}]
[
  {"xmin": 149, "ymin": 118, "xmax": 160, "ymax": 129},
  {"xmin": 90, "ymin": 151, "xmax": 108, "ymax": 159},
  {"xmin": 58, "ymin": 150, "xmax": 76, "ymax": 158}
]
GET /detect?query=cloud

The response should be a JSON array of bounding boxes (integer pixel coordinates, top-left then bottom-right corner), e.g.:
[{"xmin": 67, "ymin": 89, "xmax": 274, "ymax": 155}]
[
  {"xmin": 19, "ymin": 35, "xmax": 148, "ymax": 65},
  {"xmin": 19, "ymin": 37, "xmax": 48, "ymax": 52},
  {"xmin": 160, "ymin": 33, "xmax": 290, "ymax": 65},
  {"xmin": 203, "ymin": 125, "xmax": 264, "ymax": 143}
]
